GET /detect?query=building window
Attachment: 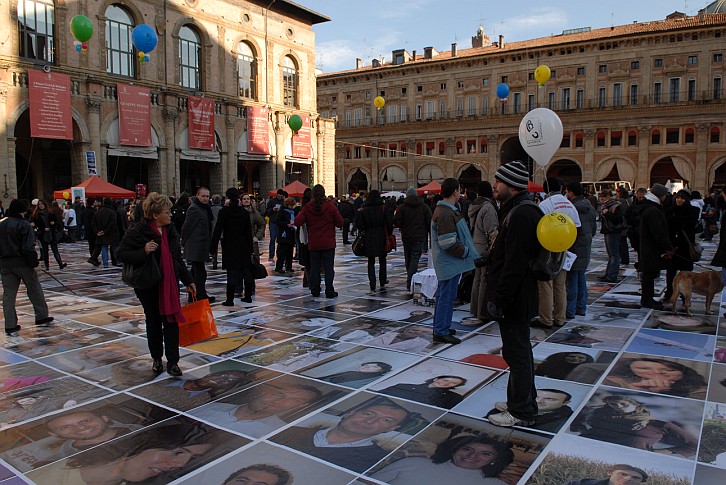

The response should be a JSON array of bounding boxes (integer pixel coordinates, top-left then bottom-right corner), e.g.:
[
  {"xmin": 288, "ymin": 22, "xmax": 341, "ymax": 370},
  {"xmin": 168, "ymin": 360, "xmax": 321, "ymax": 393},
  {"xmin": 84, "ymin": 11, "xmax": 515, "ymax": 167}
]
[
  {"xmin": 575, "ymin": 133, "xmax": 583, "ymax": 148},
  {"xmin": 18, "ymin": 0, "xmax": 55, "ymax": 63},
  {"xmin": 237, "ymin": 42, "xmax": 257, "ymax": 99},
  {"xmin": 561, "ymin": 88, "xmax": 570, "ymax": 110},
  {"xmin": 651, "ymin": 129, "xmax": 661, "ymax": 144},
  {"xmin": 528, "ymin": 93, "xmax": 535, "ymax": 111},
  {"xmin": 501, "ymin": 75, "xmax": 508, "ymax": 83},
  {"xmin": 480, "ymin": 141, "xmax": 488, "ymax": 153},
  {"xmin": 654, "ymin": 58, "xmax": 663, "ymax": 68},
  {"xmin": 400, "ymin": 105, "xmax": 407, "ymax": 122},
  {"xmin": 378, "ymin": 145, "xmax": 386, "ymax": 158},
  {"xmin": 548, "ymin": 91, "xmax": 555, "ymax": 110},
  {"xmin": 598, "ymin": 64, "xmax": 607, "ymax": 73},
  {"xmin": 714, "ymin": 53, "xmax": 723, "ymax": 63},
  {"xmin": 577, "ymin": 66, "xmax": 585, "ymax": 76},
  {"xmin": 457, "ymin": 80, "xmax": 464, "ymax": 88},
  {"xmin": 482, "ymin": 78, "xmax": 489, "ymax": 86},
  {"xmin": 630, "ymin": 84, "xmax": 638, "ymax": 105},
  {"xmin": 528, "ymin": 72, "xmax": 535, "ymax": 81},
  {"xmin": 666, "ymin": 128, "xmax": 679, "ymax": 144},
  {"xmin": 389, "ymin": 144, "xmax": 396, "ymax": 157},
  {"xmin": 467, "ymin": 140, "xmax": 476, "ymax": 154},
  {"xmin": 105, "ymin": 5, "xmax": 134, "ymax": 77},
  {"xmin": 711, "ymin": 127, "xmax": 720, "ymax": 143},
  {"xmin": 179, "ymin": 26, "xmax": 202, "ymax": 90},
  {"xmin": 467, "ymin": 96, "xmax": 477, "ymax": 115},
  {"xmin": 345, "ymin": 147, "xmax": 350, "ymax": 159},
  {"xmin": 669, "ymin": 78, "xmax": 680, "ymax": 102},
  {"xmin": 481, "ymin": 97, "xmax": 488, "ymax": 114},
  {"xmin": 611, "ymin": 131, "xmax": 622, "ymax": 146},
  {"xmin": 354, "ymin": 147, "xmax": 361, "ymax": 158},
  {"xmin": 439, "ymin": 142, "xmax": 445, "ymax": 155},
  {"xmin": 598, "ymin": 86, "xmax": 606, "ymax": 107},
  {"xmin": 416, "ymin": 104, "xmax": 422, "ymax": 120},
  {"xmin": 561, "ymin": 133, "xmax": 570, "ymax": 148},
  {"xmin": 440, "ymin": 83, "xmax": 446, "ymax": 90},
  {"xmin": 513, "ymin": 92, "xmax": 522, "ymax": 114},
  {"xmin": 597, "ymin": 132, "xmax": 606, "ymax": 147},
  {"xmin": 684, "ymin": 128, "xmax": 695, "ymax": 144},
  {"xmin": 654, "ymin": 81, "xmax": 662, "ymax": 103},
  {"xmin": 439, "ymin": 100, "xmax": 446, "ymax": 118},
  {"xmin": 550, "ymin": 70, "xmax": 557, "ymax": 78},
  {"xmin": 282, "ymin": 55, "xmax": 298, "ymax": 107},
  {"xmin": 687, "ymin": 55, "xmax": 698, "ymax": 65},
  {"xmin": 402, "ymin": 87, "xmax": 407, "ymax": 94},
  {"xmin": 425, "ymin": 101, "xmax": 435, "ymax": 120},
  {"xmin": 714, "ymin": 76, "xmax": 722, "ymax": 100},
  {"xmin": 417, "ymin": 85, "xmax": 423, "ymax": 92},
  {"xmin": 456, "ymin": 98, "xmax": 463, "ymax": 116},
  {"xmin": 628, "ymin": 131, "xmax": 637, "ymax": 146},
  {"xmin": 688, "ymin": 78, "xmax": 696, "ymax": 101},
  {"xmin": 631, "ymin": 60, "xmax": 640, "ymax": 70},
  {"xmin": 576, "ymin": 89, "xmax": 584, "ymax": 109},
  {"xmin": 613, "ymin": 83, "xmax": 623, "ymax": 107},
  {"xmin": 416, "ymin": 143, "xmax": 422, "ymax": 156}
]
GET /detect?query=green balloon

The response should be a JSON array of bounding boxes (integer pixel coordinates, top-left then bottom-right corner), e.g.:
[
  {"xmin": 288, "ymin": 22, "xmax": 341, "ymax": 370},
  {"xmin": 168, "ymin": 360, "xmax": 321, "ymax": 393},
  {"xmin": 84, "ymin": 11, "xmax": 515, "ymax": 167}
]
[
  {"xmin": 70, "ymin": 15, "xmax": 94, "ymax": 43},
  {"xmin": 288, "ymin": 114, "xmax": 303, "ymax": 132}
]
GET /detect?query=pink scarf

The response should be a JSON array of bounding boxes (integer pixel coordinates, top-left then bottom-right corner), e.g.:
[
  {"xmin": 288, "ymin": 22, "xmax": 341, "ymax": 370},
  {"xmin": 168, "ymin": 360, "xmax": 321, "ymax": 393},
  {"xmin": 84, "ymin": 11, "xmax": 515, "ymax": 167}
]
[{"xmin": 156, "ymin": 224, "xmax": 185, "ymax": 323}]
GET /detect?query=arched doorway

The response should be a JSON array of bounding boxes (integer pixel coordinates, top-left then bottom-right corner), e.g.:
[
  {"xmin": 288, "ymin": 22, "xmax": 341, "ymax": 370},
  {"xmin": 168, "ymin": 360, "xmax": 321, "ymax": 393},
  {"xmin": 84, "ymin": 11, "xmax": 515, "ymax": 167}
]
[
  {"xmin": 417, "ymin": 164, "xmax": 444, "ymax": 187},
  {"xmin": 712, "ymin": 160, "xmax": 726, "ymax": 191},
  {"xmin": 547, "ymin": 159, "xmax": 582, "ymax": 184},
  {"xmin": 104, "ymin": 119, "xmax": 160, "ymax": 191},
  {"xmin": 458, "ymin": 164, "xmax": 482, "ymax": 191},
  {"xmin": 650, "ymin": 157, "xmax": 690, "ymax": 187},
  {"xmin": 499, "ymin": 137, "xmax": 534, "ymax": 176},
  {"xmin": 14, "ymin": 109, "xmax": 78, "ymax": 200},
  {"xmin": 348, "ymin": 168, "xmax": 368, "ymax": 194},
  {"xmin": 380, "ymin": 165, "xmax": 408, "ymax": 192},
  {"xmin": 179, "ymin": 129, "xmax": 222, "ymax": 194}
]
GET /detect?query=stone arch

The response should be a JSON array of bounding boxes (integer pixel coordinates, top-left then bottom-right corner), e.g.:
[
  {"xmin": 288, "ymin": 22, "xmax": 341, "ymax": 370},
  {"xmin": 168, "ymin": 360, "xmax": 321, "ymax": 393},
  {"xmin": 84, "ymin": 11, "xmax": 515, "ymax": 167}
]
[
  {"xmin": 171, "ymin": 17, "xmax": 211, "ymax": 46},
  {"xmin": 7, "ymin": 101, "xmax": 90, "ymax": 143},
  {"xmin": 649, "ymin": 154, "xmax": 694, "ymax": 185},
  {"xmin": 707, "ymin": 155, "xmax": 726, "ymax": 190},
  {"xmin": 594, "ymin": 156, "xmax": 636, "ymax": 183},
  {"xmin": 547, "ymin": 158, "xmax": 583, "ymax": 184},
  {"xmin": 232, "ymin": 35, "xmax": 263, "ymax": 60},
  {"xmin": 99, "ymin": 110, "xmax": 166, "ymax": 148},
  {"xmin": 98, "ymin": 0, "xmax": 144, "ymax": 24}
]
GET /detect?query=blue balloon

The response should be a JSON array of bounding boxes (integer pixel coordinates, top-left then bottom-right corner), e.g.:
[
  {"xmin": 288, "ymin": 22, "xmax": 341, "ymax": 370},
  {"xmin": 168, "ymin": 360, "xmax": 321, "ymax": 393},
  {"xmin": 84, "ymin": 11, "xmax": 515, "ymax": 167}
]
[
  {"xmin": 131, "ymin": 24, "xmax": 158, "ymax": 53},
  {"xmin": 496, "ymin": 83, "xmax": 510, "ymax": 99}
]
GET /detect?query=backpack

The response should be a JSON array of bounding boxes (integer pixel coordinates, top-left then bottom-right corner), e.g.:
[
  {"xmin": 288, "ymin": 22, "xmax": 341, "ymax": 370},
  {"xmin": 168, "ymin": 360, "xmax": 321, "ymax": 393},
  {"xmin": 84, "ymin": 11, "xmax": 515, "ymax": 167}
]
[{"xmin": 501, "ymin": 200, "xmax": 565, "ymax": 282}]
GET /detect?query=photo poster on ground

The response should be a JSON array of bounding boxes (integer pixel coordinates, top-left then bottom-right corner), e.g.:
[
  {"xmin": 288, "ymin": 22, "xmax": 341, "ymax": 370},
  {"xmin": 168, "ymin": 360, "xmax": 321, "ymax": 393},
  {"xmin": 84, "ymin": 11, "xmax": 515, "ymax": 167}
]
[{"xmin": 71, "ymin": 187, "xmax": 85, "ymax": 205}]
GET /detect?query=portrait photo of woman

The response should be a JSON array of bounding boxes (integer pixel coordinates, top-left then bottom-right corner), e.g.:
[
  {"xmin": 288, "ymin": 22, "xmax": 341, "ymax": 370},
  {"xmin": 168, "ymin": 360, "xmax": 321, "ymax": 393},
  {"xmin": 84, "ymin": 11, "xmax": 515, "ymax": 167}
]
[{"xmin": 603, "ymin": 356, "xmax": 708, "ymax": 399}]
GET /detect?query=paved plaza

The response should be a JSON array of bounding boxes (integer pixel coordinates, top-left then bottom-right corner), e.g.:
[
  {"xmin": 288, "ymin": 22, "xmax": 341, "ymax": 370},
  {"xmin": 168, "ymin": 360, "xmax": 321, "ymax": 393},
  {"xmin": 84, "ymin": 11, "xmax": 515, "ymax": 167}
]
[{"xmin": 0, "ymin": 229, "xmax": 725, "ymax": 484}]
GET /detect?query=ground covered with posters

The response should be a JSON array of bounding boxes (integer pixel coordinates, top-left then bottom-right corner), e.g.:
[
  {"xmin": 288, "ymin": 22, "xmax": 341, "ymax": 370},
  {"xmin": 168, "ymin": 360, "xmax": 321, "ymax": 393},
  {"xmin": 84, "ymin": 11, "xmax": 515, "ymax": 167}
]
[{"xmin": 0, "ymin": 229, "xmax": 725, "ymax": 485}]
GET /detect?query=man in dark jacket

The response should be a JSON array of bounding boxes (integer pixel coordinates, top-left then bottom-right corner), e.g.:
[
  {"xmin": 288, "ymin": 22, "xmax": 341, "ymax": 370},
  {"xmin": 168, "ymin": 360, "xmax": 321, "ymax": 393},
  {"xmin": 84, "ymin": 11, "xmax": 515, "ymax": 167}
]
[
  {"xmin": 598, "ymin": 190, "xmax": 626, "ymax": 283},
  {"xmin": 82, "ymin": 198, "xmax": 99, "ymax": 256},
  {"xmin": 171, "ymin": 192, "xmax": 190, "ymax": 234},
  {"xmin": 181, "ymin": 187, "xmax": 215, "ymax": 303},
  {"xmin": 485, "ymin": 161, "xmax": 540, "ymax": 428},
  {"xmin": 0, "ymin": 199, "xmax": 54, "ymax": 335},
  {"xmin": 625, "ymin": 188, "xmax": 647, "ymax": 259},
  {"xmin": 338, "ymin": 196, "xmax": 355, "ymax": 244},
  {"xmin": 639, "ymin": 184, "xmax": 675, "ymax": 309},
  {"xmin": 88, "ymin": 198, "xmax": 120, "ymax": 267},
  {"xmin": 562, "ymin": 464, "xmax": 648, "ymax": 485},
  {"xmin": 266, "ymin": 189, "xmax": 285, "ymax": 260},
  {"xmin": 73, "ymin": 196, "xmax": 85, "ymax": 240},
  {"xmin": 393, "ymin": 187, "xmax": 432, "ymax": 291},
  {"xmin": 565, "ymin": 182, "xmax": 597, "ymax": 319}
]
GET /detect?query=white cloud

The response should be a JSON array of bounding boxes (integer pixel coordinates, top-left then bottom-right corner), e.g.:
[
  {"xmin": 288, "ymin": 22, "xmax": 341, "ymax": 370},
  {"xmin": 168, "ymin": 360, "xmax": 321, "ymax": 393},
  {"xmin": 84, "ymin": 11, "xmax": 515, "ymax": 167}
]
[
  {"xmin": 316, "ymin": 31, "xmax": 403, "ymax": 73},
  {"xmin": 498, "ymin": 8, "xmax": 570, "ymax": 37}
]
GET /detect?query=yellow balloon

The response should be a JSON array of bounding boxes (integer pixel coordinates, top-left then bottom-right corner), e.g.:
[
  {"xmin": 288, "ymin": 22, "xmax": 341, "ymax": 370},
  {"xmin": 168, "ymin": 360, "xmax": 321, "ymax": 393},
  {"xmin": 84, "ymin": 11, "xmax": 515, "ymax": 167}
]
[
  {"xmin": 62, "ymin": 191, "xmax": 70, "ymax": 199},
  {"xmin": 534, "ymin": 65, "xmax": 551, "ymax": 86},
  {"xmin": 537, "ymin": 212, "xmax": 576, "ymax": 252},
  {"xmin": 374, "ymin": 96, "xmax": 385, "ymax": 109}
]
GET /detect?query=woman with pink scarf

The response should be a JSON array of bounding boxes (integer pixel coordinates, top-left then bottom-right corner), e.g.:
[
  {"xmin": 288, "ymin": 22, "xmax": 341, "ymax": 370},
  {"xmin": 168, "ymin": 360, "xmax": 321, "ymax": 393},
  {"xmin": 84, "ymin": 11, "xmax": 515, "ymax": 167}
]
[{"xmin": 117, "ymin": 193, "xmax": 195, "ymax": 377}]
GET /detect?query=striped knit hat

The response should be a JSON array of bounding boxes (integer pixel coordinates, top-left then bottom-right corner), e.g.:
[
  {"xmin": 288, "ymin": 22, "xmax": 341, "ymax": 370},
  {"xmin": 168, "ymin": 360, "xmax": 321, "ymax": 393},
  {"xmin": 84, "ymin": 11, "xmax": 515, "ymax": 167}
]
[{"xmin": 495, "ymin": 161, "xmax": 530, "ymax": 190}]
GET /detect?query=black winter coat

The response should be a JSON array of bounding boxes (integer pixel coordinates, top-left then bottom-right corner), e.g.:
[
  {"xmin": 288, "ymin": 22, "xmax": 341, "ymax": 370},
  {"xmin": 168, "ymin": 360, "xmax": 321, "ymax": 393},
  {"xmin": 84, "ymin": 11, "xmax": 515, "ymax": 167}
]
[
  {"xmin": 275, "ymin": 208, "xmax": 296, "ymax": 244},
  {"xmin": 712, "ymin": 210, "xmax": 726, "ymax": 267},
  {"xmin": 117, "ymin": 221, "xmax": 193, "ymax": 287},
  {"xmin": 356, "ymin": 200, "xmax": 393, "ymax": 257},
  {"xmin": 638, "ymin": 199, "xmax": 673, "ymax": 272},
  {"xmin": 665, "ymin": 203, "xmax": 699, "ymax": 271},
  {"xmin": 211, "ymin": 205, "xmax": 253, "ymax": 269},
  {"xmin": 392, "ymin": 195, "xmax": 431, "ymax": 244},
  {"xmin": 92, "ymin": 204, "xmax": 120, "ymax": 245},
  {"xmin": 486, "ymin": 192, "xmax": 541, "ymax": 323}
]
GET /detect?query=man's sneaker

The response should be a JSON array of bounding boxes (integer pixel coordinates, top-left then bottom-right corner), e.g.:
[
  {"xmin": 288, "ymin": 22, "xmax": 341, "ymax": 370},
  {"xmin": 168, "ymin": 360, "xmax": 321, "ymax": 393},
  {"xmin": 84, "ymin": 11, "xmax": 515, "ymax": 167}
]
[
  {"xmin": 432, "ymin": 334, "xmax": 461, "ymax": 345},
  {"xmin": 494, "ymin": 401, "xmax": 508, "ymax": 412},
  {"xmin": 35, "ymin": 317, "xmax": 54, "ymax": 326},
  {"xmin": 87, "ymin": 258, "xmax": 101, "ymax": 267},
  {"xmin": 487, "ymin": 411, "xmax": 535, "ymax": 427},
  {"xmin": 5, "ymin": 325, "xmax": 21, "ymax": 336}
]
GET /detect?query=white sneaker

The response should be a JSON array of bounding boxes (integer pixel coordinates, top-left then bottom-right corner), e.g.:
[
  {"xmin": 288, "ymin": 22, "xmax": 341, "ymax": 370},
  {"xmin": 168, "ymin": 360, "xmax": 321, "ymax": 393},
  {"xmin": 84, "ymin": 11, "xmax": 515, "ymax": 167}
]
[
  {"xmin": 494, "ymin": 401, "xmax": 508, "ymax": 412},
  {"xmin": 487, "ymin": 411, "xmax": 535, "ymax": 427}
]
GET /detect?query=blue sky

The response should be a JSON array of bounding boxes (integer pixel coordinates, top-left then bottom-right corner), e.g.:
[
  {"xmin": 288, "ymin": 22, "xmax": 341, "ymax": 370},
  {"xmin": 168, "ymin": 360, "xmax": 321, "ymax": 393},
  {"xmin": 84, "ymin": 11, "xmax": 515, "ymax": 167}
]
[{"xmin": 302, "ymin": 0, "xmax": 704, "ymax": 73}]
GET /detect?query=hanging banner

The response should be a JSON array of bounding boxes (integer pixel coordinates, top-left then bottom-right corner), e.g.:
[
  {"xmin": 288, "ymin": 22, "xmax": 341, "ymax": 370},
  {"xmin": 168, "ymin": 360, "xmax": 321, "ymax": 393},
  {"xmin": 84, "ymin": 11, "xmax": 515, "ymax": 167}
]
[
  {"xmin": 188, "ymin": 96, "xmax": 215, "ymax": 150},
  {"xmin": 246, "ymin": 105, "xmax": 270, "ymax": 155},
  {"xmin": 28, "ymin": 70, "xmax": 73, "ymax": 140},
  {"xmin": 291, "ymin": 114, "xmax": 312, "ymax": 159},
  {"xmin": 117, "ymin": 83, "xmax": 151, "ymax": 146}
]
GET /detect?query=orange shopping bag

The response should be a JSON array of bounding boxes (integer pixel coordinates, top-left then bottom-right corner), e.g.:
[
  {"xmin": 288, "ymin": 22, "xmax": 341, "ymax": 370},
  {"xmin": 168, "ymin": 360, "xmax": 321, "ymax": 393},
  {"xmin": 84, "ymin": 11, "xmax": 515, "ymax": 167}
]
[{"xmin": 179, "ymin": 297, "xmax": 218, "ymax": 346}]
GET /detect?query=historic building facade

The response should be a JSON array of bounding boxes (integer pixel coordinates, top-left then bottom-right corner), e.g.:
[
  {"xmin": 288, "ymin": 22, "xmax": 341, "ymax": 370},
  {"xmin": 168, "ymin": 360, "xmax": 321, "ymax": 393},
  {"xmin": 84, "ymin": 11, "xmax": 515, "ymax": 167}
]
[
  {"xmin": 317, "ymin": 7, "xmax": 726, "ymax": 195},
  {"xmin": 0, "ymin": 0, "xmax": 334, "ymax": 200}
]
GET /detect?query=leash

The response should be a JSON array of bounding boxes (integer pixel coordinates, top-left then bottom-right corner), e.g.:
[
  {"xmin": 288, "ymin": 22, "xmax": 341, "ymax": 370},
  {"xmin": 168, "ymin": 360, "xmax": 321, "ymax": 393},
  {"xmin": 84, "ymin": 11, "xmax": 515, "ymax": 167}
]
[
  {"xmin": 39, "ymin": 267, "xmax": 78, "ymax": 295},
  {"xmin": 671, "ymin": 252, "xmax": 719, "ymax": 271}
]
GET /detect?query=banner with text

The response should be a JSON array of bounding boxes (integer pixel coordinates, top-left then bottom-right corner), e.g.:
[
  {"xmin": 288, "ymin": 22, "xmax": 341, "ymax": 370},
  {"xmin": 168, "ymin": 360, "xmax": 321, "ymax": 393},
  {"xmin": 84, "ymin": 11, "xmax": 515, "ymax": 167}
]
[
  {"xmin": 117, "ymin": 84, "xmax": 151, "ymax": 146},
  {"xmin": 291, "ymin": 114, "xmax": 312, "ymax": 159},
  {"xmin": 246, "ymin": 106, "xmax": 270, "ymax": 155},
  {"xmin": 29, "ymin": 70, "xmax": 73, "ymax": 140},
  {"xmin": 188, "ymin": 96, "xmax": 215, "ymax": 150}
]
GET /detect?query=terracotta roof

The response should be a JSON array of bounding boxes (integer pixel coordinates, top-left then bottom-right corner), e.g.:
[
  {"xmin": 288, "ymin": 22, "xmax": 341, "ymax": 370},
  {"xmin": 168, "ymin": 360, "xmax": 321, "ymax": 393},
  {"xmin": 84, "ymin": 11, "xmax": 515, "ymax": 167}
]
[{"xmin": 319, "ymin": 13, "xmax": 726, "ymax": 77}]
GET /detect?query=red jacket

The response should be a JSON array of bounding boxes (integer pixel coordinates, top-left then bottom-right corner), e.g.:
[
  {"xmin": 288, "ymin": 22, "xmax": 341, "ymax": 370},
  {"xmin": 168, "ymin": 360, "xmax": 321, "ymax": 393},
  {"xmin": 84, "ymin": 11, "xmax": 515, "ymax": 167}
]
[{"xmin": 294, "ymin": 199, "xmax": 344, "ymax": 251}]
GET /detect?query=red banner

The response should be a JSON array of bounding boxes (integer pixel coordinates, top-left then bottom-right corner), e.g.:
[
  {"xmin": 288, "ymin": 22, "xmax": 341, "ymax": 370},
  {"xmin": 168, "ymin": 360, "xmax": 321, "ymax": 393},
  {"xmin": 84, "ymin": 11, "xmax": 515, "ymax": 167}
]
[
  {"xmin": 291, "ymin": 114, "xmax": 312, "ymax": 159},
  {"xmin": 246, "ymin": 105, "xmax": 270, "ymax": 155},
  {"xmin": 117, "ymin": 83, "xmax": 151, "ymax": 146},
  {"xmin": 28, "ymin": 70, "xmax": 73, "ymax": 140},
  {"xmin": 188, "ymin": 96, "xmax": 215, "ymax": 150}
]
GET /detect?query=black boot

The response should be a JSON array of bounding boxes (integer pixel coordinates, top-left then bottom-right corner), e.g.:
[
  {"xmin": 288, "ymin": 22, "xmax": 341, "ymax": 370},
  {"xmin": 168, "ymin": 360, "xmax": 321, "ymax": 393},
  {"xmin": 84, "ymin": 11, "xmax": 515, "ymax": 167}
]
[
  {"xmin": 222, "ymin": 284, "xmax": 236, "ymax": 306},
  {"xmin": 303, "ymin": 268, "xmax": 309, "ymax": 288}
]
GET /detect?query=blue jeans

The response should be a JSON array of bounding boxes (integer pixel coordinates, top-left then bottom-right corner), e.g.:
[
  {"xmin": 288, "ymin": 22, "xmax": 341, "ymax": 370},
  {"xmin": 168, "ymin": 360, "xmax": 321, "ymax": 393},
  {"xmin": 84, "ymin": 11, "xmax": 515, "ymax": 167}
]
[
  {"xmin": 566, "ymin": 270, "xmax": 588, "ymax": 317},
  {"xmin": 101, "ymin": 244, "xmax": 118, "ymax": 267},
  {"xmin": 268, "ymin": 223, "xmax": 278, "ymax": 259},
  {"xmin": 433, "ymin": 274, "xmax": 460, "ymax": 336},
  {"xmin": 604, "ymin": 233, "xmax": 620, "ymax": 278}
]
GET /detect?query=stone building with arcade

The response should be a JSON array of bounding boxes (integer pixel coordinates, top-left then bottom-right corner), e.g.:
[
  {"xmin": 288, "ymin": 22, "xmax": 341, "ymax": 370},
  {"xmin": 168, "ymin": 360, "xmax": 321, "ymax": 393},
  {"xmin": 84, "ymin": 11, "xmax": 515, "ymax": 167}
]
[
  {"xmin": 0, "ymin": 0, "xmax": 334, "ymax": 201},
  {"xmin": 317, "ymin": 2, "xmax": 726, "ymax": 195}
]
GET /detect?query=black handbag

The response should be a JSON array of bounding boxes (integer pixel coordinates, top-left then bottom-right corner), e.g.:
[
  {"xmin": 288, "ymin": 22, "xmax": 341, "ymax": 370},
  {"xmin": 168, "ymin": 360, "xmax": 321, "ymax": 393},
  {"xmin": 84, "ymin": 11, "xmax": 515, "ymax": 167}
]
[
  {"xmin": 352, "ymin": 230, "xmax": 366, "ymax": 257},
  {"xmin": 251, "ymin": 254, "xmax": 268, "ymax": 280},
  {"xmin": 121, "ymin": 255, "xmax": 161, "ymax": 289},
  {"xmin": 681, "ymin": 229, "xmax": 702, "ymax": 262}
]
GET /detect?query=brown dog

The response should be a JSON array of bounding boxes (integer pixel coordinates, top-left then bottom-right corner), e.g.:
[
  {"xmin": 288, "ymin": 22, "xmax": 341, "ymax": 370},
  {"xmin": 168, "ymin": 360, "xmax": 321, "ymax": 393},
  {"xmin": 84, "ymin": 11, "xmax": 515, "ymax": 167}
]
[{"xmin": 670, "ymin": 270, "xmax": 724, "ymax": 316}]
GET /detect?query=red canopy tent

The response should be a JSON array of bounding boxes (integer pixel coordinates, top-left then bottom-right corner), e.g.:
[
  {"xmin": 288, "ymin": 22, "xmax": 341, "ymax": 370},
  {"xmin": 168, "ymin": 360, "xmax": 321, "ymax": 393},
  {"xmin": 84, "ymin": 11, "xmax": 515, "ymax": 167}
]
[
  {"xmin": 53, "ymin": 176, "xmax": 136, "ymax": 200},
  {"xmin": 528, "ymin": 181, "xmax": 545, "ymax": 192},
  {"xmin": 416, "ymin": 181, "xmax": 442, "ymax": 195},
  {"xmin": 268, "ymin": 180, "xmax": 310, "ymax": 197}
]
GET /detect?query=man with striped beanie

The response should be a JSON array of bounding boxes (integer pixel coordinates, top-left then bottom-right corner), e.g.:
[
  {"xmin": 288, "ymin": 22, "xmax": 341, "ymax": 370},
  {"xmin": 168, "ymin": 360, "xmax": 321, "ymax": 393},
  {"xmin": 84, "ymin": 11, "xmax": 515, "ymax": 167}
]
[{"xmin": 485, "ymin": 160, "xmax": 542, "ymax": 427}]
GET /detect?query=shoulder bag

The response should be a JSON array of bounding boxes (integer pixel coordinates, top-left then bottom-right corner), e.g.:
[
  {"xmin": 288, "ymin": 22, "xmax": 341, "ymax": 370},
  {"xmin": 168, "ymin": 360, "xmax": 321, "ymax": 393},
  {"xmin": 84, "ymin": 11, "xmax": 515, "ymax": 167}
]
[
  {"xmin": 680, "ymin": 229, "xmax": 702, "ymax": 262},
  {"xmin": 250, "ymin": 254, "xmax": 268, "ymax": 279},
  {"xmin": 352, "ymin": 230, "xmax": 366, "ymax": 256},
  {"xmin": 382, "ymin": 207, "xmax": 396, "ymax": 253},
  {"xmin": 121, "ymin": 254, "xmax": 161, "ymax": 289}
]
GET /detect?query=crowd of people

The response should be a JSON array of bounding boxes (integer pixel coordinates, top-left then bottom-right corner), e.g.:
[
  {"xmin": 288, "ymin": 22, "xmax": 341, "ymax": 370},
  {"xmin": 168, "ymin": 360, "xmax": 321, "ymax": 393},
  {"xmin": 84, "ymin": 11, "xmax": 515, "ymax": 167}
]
[{"xmin": 3, "ymin": 165, "xmax": 726, "ymax": 437}]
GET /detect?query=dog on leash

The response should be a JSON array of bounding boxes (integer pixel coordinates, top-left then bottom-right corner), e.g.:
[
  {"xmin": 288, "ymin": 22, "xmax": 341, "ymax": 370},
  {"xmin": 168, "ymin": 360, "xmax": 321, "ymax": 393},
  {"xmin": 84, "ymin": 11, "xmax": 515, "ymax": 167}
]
[{"xmin": 670, "ymin": 270, "xmax": 724, "ymax": 316}]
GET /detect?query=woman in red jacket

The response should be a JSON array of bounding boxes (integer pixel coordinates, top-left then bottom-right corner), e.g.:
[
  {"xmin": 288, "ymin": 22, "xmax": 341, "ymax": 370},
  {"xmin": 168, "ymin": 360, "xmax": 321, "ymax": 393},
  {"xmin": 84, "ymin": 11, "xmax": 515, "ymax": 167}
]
[{"xmin": 294, "ymin": 184, "xmax": 343, "ymax": 298}]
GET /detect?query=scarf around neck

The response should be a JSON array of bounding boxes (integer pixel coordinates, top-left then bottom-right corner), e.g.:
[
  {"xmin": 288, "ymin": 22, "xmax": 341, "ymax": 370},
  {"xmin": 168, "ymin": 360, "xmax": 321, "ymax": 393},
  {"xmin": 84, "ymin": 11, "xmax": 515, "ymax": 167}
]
[{"xmin": 156, "ymin": 224, "xmax": 185, "ymax": 323}]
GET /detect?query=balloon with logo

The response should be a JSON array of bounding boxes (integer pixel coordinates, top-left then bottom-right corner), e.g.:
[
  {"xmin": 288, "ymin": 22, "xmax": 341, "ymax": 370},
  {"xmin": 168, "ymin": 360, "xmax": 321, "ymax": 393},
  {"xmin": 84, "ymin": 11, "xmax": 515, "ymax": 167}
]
[
  {"xmin": 534, "ymin": 65, "xmax": 551, "ymax": 86},
  {"xmin": 518, "ymin": 108, "xmax": 563, "ymax": 167},
  {"xmin": 288, "ymin": 114, "xmax": 303, "ymax": 133},
  {"xmin": 374, "ymin": 96, "xmax": 385, "ymax": 109},
  {"xmin": 537, "ymin": 212, "xmax": 576, "ymax": 252},
  {"xmin": 132, "ymin": 24, "xmax": 158, "ymax": 62},
  {"xmin": 70, "ymin": 15, "xmax": 93, "ymax": 53},
  {"xmin": 496, "ymin": 83, "xmax": 510, "ymax": 102}
]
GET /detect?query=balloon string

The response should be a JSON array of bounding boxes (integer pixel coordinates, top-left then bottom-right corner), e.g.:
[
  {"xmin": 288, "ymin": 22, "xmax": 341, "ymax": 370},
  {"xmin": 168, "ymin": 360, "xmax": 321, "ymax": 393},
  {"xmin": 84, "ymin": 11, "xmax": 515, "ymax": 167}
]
[{"xmin": 340, "ymin": 141, "xmax": 485, "ymax": 168}]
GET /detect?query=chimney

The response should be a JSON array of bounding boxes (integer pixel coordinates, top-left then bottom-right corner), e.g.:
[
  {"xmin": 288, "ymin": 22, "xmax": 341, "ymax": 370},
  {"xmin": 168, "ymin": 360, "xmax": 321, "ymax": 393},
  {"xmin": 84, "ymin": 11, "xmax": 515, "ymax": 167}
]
[
  {"xmin": 698, "ymin": 8, "xmax": 706, "ymax": 22},
  {"xmin": 356, "ymin": 58, "xmax": 362, "ymax": 69},
  {"xmin": 451, "ymin": 43, "xmax": 457, "ymax": 56},
  {"xmin": 498, "ymin": 34, "xmax": 505, "ymax": 49},
  {"xmin": 372, "ymin": 58, "xmax": 381, "ymax": 68},
  {"xmin": 412, "ymin": 50, "xmax": 417, "ymax": 61}
]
